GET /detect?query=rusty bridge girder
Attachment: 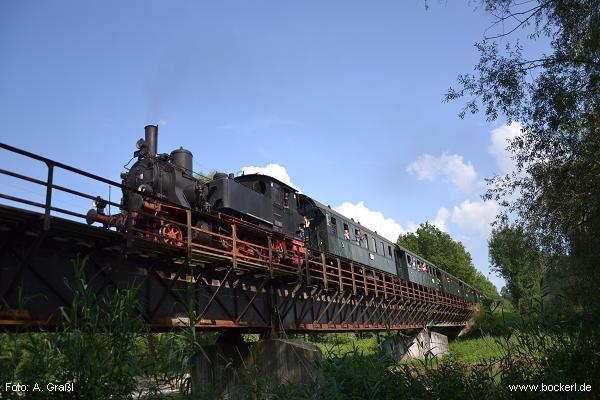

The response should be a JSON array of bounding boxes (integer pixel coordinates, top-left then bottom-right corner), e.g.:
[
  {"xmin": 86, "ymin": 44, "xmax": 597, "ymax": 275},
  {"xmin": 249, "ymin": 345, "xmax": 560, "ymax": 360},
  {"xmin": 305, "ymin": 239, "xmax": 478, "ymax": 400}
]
[{"xmin": 0, "ymin": 205, "xmax": 474, "ymax": 333}]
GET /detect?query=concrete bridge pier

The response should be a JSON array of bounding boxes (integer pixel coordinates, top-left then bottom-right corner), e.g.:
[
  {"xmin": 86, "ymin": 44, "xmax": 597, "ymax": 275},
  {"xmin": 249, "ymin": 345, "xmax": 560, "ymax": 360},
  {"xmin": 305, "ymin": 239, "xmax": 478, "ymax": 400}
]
[
  {"xmin": 382, "ymin": 328, "xmax": 449, "ymax": 361},
  {"xmin": 191, "ymin": 333, "xmax": 322, "ymax": 398},
  {"xmin": 191, "ymin": 332, "xmax": 251, "ymax": 398}
]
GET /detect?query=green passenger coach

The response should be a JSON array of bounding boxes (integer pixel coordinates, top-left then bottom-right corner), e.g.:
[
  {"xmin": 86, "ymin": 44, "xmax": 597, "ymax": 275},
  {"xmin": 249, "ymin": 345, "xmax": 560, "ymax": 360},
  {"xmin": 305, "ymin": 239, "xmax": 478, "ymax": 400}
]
[
  {"xmin": 298, "ymin": 197, "xmax": 398, "ymax": 275},
  {"xmin": 296, "ymin": 194, "xmax": 479, "ymax": 302},
  {"xmin": 397, "ymin": 248, "xmax": 441, "ymax": 290}
]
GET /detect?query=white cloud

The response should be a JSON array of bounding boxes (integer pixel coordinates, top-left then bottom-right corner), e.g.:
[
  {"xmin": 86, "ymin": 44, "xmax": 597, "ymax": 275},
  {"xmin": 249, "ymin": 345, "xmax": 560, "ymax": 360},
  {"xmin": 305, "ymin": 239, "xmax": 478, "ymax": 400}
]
[
  {"xmin": 432, "ymin": 207, "xmax": 450, "ymax": 231},
  {"xmin": 488, "ymin": 123, "xmax": 521, "ymax": 174},
  {"xmin": 406, "ymin": 153, "xmax": 479, "ymax": 191},
  {"xmin": 241, "ymin": 163, "xmax": 298, "ymax": 190},
  {"xmin": 334, "ymin": 201, "xmax": 406, "ymax": 242},
  {"xmin": 406, "ymin": 222, "xmax": 421, "ymax": 233},
  {"xmin": 405, "ymin": 206, "xmax": 449, "ymax": 233},
  {"xmin": 450, "ymin": 200, "xmax": 499, "ymax": 235},
  {"xmin": 333, "ymin": 202, "xmax": 451, "ymax": 242}
]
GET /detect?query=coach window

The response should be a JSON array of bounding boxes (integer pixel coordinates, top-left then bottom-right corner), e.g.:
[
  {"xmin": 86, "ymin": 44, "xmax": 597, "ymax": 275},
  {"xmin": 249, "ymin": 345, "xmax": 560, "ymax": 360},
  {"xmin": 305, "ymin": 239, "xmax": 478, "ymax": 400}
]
[
  {"xmin": 387, "ymin": 245, "xmax": 392, "ymax": 257},
  {"xmin": 372, "ymin": 238, "xmax": 377, "ymax": 253},
  {"xmin": 365, "ymin": 234, "xmax": 370, "ymax": 250},
  {"xmin": 342, "ymin": 223, "xmax": 350, "ymax": 240},
  {"xmin": 379, "ymin": 241, "xmax": 385, "ymax": 254},
  {"xmin": 330, "ymin": 217, "xmax": 337, "ymax": 236}
]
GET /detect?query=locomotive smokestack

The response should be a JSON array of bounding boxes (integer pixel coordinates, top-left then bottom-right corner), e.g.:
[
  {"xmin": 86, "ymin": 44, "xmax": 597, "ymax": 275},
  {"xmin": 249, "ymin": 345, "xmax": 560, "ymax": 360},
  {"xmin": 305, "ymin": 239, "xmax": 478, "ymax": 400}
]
[{"xmin": 144, "ymin": 125, "xmax": 158, "ymax": 157}]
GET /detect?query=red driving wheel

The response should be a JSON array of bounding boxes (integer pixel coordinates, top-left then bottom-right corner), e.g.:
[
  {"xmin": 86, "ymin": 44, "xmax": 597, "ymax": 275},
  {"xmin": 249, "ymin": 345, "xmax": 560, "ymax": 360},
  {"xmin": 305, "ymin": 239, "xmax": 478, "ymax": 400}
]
[{"xmin": 160, "ymin": 223, "xmax": 184, "ymax": 247}]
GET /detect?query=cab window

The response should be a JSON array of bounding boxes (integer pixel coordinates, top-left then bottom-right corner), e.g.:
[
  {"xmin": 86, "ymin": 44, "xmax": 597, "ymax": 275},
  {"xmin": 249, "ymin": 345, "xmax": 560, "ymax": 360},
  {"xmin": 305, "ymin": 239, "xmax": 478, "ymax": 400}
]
[{"xmin": 273, "ymin": 187, "xmax": 283, "ymax": 205}]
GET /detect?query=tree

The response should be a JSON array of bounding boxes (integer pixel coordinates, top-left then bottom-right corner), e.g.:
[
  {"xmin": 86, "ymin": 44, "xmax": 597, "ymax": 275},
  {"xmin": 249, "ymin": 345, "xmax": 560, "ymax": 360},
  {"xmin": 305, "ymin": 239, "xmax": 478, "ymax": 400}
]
[
  {"xmin": 488, "ymin": 224, "xmax": 546, "ymax": 312},
  {"xmin": 472, "ymin": 271, "xmax": 502, "ymax": 303},
  {"xmin": 500, "ymin": 286, "xmax": 513, "ymax": 305},
  {"xmin": 446, "ymin": 0, "xmax": 599, "ymax": 309},
  {"xmin": 195, "ymin": 170, "xmax": 217, "ymax": 183},
  {"xmin": 397, "ymin": 223, "xmax": 500, "ymax": 300}
]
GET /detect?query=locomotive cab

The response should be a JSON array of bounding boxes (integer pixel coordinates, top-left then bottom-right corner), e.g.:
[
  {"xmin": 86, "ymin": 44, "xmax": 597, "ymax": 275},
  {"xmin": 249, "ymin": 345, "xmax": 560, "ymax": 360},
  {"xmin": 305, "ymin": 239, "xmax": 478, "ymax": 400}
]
[{"xmin": 208, "ymin": 173, "xmax": 303, "ymax": 236}]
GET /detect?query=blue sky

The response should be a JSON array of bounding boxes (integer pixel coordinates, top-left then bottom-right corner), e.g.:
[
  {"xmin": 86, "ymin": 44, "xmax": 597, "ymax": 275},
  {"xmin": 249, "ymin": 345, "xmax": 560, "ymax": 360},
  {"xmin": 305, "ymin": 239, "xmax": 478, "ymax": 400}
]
[{"xmin": 0, "ymin": 1, "xmax": 529, "ymax": 290}]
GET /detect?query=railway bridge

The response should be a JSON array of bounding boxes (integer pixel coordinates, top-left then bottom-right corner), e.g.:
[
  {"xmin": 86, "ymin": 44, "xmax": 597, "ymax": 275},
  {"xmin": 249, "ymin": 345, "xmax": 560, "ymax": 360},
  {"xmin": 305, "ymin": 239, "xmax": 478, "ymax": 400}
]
[{"xmin": 0, "ymin": 143, "xmax": 475, "ymax": 334}]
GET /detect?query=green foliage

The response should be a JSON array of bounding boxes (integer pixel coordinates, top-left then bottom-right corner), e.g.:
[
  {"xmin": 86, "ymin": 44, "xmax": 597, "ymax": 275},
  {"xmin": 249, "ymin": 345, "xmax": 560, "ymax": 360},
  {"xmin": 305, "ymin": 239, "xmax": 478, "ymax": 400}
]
[
  {"xmin": 284, "ymin": 325, "xmax": 598, "ymax": 399},
  {"xmin": 489, "ymin": 224, "xmax": 547, "ymax": 311},
  {"xmin": 398, "ymin": 222, "xmax": 500, "ymax": 300},
  {"xmin": 471, "ymin": 271, "xmax": 502, "ymax": 302},
  {"xmin": 289, "ymin": 309, "xmax": 599, "ymax": 399},
  {"xmin": 447, "ymin": 0, "xmax": 600, "ymax": 312},
  {"xmin": 312, "ymin": 334, "xmax": 381, "ymax": 358},
  {"xmin": 194, "ymin": 170, "xmax": 217, "ymax": 184},
  {"xmin": 448, "ymin": 335, "xmax": 507, "ymax": 363},
  {"xmin": 467, "ymin": 295, "xmax": 525, "ymax": 338},
  {"xmin": 0, "ymin": 257, "xmax": 209, "ymax": 400},
  {"xmin": 1, "ymin": 257, "xmax": 147, "ymax": 399}
]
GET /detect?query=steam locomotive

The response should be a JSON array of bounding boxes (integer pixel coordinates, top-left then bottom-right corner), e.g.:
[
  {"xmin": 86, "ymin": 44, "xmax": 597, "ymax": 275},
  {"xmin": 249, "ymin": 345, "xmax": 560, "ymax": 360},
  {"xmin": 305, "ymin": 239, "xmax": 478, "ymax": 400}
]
[{"xmin": 87, "ymin": 125, "xmax": 478, "ymax": 302}]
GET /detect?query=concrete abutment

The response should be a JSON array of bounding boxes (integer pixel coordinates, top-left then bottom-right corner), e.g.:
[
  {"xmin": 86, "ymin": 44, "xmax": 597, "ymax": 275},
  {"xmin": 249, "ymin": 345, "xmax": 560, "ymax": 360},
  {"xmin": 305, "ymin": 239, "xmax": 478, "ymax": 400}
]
[{"xmin": 382, "ymin": 328, "xmax": 449, "ymax": 361}]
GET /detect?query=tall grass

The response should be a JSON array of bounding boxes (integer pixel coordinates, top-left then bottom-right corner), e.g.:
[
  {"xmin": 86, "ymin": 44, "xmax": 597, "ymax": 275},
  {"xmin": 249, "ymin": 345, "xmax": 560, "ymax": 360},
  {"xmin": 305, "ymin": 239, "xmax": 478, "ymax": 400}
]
[{"xmin": 0, "ymin": 257, "xmax": 206, "ymax": 399}]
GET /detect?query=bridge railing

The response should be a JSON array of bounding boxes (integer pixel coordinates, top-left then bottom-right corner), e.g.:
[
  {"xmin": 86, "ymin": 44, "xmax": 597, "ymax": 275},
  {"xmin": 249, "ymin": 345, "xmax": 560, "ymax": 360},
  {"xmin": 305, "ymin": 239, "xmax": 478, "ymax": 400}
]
[{"xmin": 0, "ymin": 142, "xmax": 127, "ymax": 229}]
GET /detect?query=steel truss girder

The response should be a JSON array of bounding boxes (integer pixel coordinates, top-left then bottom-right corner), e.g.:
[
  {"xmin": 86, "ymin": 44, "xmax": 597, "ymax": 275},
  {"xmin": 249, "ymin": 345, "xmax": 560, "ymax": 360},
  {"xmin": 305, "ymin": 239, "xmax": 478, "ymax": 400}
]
[{"xmin": 0, "ymin": 207, "xmax": 476, "ymax": 332}]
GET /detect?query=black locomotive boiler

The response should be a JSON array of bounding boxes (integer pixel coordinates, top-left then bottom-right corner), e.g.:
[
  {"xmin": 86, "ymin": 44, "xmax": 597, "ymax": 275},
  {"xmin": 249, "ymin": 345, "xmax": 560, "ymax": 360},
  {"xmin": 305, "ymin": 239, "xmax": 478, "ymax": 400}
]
[{"xmin": 87, "ymin": 125, "xmax": 478, "ymax": 302}]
